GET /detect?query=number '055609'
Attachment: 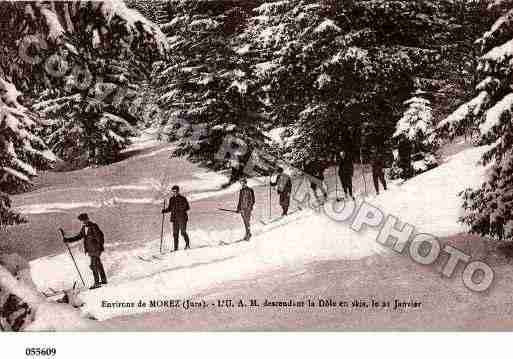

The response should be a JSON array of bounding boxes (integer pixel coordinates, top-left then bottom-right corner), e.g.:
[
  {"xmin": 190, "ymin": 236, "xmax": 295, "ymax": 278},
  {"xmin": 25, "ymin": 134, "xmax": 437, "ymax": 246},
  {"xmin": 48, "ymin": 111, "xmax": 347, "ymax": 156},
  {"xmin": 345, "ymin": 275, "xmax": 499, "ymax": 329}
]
[{"xmin": 25, "ymin": 347, "xmax": 56, "ymax": 356}]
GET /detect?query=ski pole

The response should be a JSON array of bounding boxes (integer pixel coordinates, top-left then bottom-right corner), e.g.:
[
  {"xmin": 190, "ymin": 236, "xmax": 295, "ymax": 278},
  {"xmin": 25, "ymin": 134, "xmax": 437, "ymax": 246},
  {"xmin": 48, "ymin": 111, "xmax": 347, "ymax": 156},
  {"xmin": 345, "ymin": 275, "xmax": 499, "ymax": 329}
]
[
  {"xmin": 268, "ymin": 175, "xmax": 272, "ymax": 219},
  {"xmin": 335, "ymin": 165, "xmax": 339, "ymax": 200},
  {"xmin": 59, "ymin": 228, "xmax": 85, "ymax": 287},
  {"xmin": 218, "ymin": 208, "xmax": 238, "ymax": 213},
  {"xmin": 360, "ymin": 148, "xmax": 367, "ymax": 196},
  {"xmin": 159, "ymin": 199, "xmax": 166, "ymax": 254}
]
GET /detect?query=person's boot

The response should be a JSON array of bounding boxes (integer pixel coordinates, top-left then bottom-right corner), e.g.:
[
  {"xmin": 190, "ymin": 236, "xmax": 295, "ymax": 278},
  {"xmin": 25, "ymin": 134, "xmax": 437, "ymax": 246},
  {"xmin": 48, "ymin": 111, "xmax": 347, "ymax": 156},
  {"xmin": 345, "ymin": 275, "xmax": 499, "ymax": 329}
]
[{"xmin": 89, "ymin": 283, "xmax": 101, "ymax": 290}]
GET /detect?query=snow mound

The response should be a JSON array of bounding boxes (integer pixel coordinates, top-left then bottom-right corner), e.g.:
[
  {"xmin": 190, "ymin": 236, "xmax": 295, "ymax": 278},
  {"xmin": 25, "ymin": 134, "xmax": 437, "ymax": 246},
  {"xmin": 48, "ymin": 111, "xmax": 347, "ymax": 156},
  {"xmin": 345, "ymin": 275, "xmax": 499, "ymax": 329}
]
[{"xmin": 366, "ymin": 145, "xmax": 488, "ymax": 236}]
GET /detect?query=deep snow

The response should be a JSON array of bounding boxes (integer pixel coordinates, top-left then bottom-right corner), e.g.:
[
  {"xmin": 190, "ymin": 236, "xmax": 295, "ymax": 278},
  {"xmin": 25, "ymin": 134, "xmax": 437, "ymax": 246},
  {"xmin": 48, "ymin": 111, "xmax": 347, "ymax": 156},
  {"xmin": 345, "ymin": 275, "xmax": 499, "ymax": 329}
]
[{"xmin": 27, "ymin": 145, "xmax": 487, "ymax": 322}]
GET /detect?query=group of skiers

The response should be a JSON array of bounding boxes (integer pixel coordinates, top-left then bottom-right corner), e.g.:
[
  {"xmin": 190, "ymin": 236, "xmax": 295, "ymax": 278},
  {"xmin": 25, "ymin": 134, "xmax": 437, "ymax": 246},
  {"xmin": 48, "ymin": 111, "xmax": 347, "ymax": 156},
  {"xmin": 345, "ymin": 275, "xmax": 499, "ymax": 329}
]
[
  {"xmin": 57, "ymin": 147, "xmax": 389, "ymax": 291},
  {"xmin": 263, "ymin": 148, "xmax": 389, "ymax": 222}
]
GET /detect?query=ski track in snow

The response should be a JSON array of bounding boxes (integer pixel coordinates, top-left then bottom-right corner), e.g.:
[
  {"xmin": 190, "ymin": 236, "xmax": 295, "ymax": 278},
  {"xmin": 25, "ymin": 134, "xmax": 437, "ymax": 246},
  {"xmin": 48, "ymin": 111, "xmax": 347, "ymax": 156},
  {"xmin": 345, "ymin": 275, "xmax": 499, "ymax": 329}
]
[
  {"xmin": 14, "ymin": 172, "xmax": 268, "ymax": 214},
  {"xmin": 29, "ymin": 146, "xmax": 487, "ymax": 321}
]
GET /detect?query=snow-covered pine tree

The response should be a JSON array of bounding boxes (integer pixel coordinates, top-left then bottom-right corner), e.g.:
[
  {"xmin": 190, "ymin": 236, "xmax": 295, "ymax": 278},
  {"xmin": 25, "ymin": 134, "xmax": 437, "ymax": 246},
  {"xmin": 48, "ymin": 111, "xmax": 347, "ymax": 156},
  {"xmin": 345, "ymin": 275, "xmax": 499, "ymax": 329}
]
[
  {"xmin": 1, "ymin": 1, "xmax": 168, "ymax": 168},
  {"xmin": 154, "ymin": 0, "xmax": 272, "ymax": 167},
  {"xmin": 0, "ymin": 77, "xmax": 55, "ymax": 227},
  {"xmin": 0, "ymin": 192, "xmax": 26, "ymax": 228},
  {"xmin": 243, "ymin": 0, "xmax": 455, "ymax": 164},
  {"xmin": 0, "ymin": 1, "xmax": 168, "ymax": 225},
  {"xmin": 33, "ymin": 57, "xmax": 145, "ymax": 167},
  {"xmin": 391, "ymin": 89, "xmax": 438, "ymax": 178},
  {"xmin": 438, "ymin": 0, "xmax": 513, "ymax": 240}
]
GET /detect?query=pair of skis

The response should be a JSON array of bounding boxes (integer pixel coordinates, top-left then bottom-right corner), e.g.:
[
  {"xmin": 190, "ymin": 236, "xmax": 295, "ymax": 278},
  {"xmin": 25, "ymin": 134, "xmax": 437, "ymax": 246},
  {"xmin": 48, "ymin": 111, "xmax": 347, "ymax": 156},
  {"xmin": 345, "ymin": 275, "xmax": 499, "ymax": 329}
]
[
  {"xmin": 137, "ymin": 250, "xmax": 175, "ymax": 262},
  {"xmin": 137, "ymin": 254, "xmax": 166, "ymax": 262}
]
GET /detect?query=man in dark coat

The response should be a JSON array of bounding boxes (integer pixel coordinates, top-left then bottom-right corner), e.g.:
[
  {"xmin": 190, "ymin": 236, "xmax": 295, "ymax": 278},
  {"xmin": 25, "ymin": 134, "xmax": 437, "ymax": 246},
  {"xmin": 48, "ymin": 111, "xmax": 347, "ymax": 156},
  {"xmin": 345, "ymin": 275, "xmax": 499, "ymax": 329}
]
[
  {"xmin": 336, "ymin": 150, "xmax": 355, "ymax": 200},
  {"xmin": 371, "ymin": 147, "xmax": 388, "ymax": 195},
  {"xmin": 162, "ymin": 185, "xmax": 191, "ymax": 251},
  {"xmin": 64, "ymin": 213, "xmax": 107, "ymax": 290},
  {"xmin": 398, "ymin": 137, "xmax": 413, "ymax": 180},
  {"xmin": 237, "ymin": 178, "xmax": 255, "ymax": 240},
  {"xmin": 271, "ymin": 167, "xmax": 292, "ymax": 216},
  {"xmin": 303, "ymin": 159, "xmax": 328, "ymax": 198}
]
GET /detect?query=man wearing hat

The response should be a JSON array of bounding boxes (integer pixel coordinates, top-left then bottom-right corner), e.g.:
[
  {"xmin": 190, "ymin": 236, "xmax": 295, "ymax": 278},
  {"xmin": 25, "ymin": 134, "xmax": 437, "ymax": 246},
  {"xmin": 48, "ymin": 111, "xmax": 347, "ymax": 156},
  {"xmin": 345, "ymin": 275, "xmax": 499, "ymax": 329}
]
[
  {"xmin": 63, "ymin": 213, "xmax": 107, "ymax": 290},
  {"xmin": 162, "ymin": 185, "xmax": 191, "ymax": 250},
  {"xmin": 236, "ymin": 178, "xmax": 255, "ymax": 240}
]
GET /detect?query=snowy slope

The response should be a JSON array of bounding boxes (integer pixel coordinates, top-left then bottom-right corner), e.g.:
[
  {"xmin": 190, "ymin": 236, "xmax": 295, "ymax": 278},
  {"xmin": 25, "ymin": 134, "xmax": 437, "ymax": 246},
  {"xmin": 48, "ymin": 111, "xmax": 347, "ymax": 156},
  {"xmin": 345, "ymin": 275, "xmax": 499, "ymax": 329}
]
[
  {"xmin": 29, "ymin": 146, "xmax": 487, "ymax": 322},
  {"xmin": 367, "ymin": 145, "xmax": 489, "ymax": 235}
]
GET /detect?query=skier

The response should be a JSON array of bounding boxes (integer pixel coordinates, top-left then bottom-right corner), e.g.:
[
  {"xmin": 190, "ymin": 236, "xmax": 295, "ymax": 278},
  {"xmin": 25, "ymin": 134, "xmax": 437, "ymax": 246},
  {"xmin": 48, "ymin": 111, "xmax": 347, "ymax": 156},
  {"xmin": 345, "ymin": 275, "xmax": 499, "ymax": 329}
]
[
  {"xmin": 303, "ymin": 158, "xmax": 328, "ymax": 199},
  {"xmin": 162, "ymin": 185, "xmax": 191, "ymax": 251},
  {"xmin": 371, "ymin": 147, "xmax": 387, "ymax": 195},
  {"xmin": 336, "ymin": 150, "xmax": 355, "ymax": 200},
  {"xmin": 63, "ymin": 213, "xmax": 107, "ymax": 290},
  {"xmin": 271, "ymin": 167, "xmax": 292, "ymax": 216},
  {"xmin": 236, "ymin": 178, "xmax": 255, "ymax": 240},
  {"xmin": 398, "ymin": 137, "xmax": 413, "ymax": 180},
  {"xmin": 221, "ymin": 141, "xmax": 251, "ymax": 188}
]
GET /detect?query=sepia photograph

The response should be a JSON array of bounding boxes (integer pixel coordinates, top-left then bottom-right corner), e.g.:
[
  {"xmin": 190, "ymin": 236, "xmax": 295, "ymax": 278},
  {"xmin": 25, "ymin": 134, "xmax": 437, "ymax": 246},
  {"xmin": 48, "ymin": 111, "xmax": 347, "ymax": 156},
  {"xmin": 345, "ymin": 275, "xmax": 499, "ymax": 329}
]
[{"xmin": 0, "ymin": 1, "xmax": 512, "ymax": 350}]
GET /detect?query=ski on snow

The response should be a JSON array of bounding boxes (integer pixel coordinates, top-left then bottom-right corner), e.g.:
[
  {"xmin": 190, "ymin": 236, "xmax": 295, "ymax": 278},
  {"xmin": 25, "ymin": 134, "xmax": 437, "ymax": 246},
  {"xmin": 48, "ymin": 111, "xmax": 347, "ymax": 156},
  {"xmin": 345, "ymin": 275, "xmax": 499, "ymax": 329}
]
[
  {"xmin": 137, "ymin": 254, "xmax": 166, "ymax": 262},
  {"xmin": 259, "ymin": 207, "xmax": 303, "ymax": 225}
]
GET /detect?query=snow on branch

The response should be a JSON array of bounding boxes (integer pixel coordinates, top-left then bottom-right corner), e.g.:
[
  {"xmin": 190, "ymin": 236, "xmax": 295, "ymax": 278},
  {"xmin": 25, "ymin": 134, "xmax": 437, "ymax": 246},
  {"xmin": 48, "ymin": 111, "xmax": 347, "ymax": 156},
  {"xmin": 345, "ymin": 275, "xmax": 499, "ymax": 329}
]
[
  {"xmin": 313, "ymin": 19, "xmax": 341, "ymax": 34},
  {"xmin": 479, "ymin": 92, "xmax": 513, "ymax": 135},
  {"xmin": 476, "ymin": 76, "xmax": 501, "ymax": 92},
  {"xmin": 393, "ymin": 95, "xmax": 433, "ymax": 141},
  {"xmin": 255, "ymin": 1, "xmax": 291, "ymax": 16},
  {"xmin": 437, "ymin": 91, "xmax": 490, "ymax": 133},
  {"xmin": 39, "ymin": 7, "xmax": 66, "ymax": 41},
  {"xmin": 98, "ymin": 0, "xmax": 169, "ymax": 54},
  {"xmin": 481, "ymin": 38, "xmax": 513, "ymax": 62},
  {"xmin": 0, "ymin": 78, "xmax": 55, "ymax": 185},
  {"xmin": 478, "ymin": 9, "xmax": 513, "ymax": 50}
]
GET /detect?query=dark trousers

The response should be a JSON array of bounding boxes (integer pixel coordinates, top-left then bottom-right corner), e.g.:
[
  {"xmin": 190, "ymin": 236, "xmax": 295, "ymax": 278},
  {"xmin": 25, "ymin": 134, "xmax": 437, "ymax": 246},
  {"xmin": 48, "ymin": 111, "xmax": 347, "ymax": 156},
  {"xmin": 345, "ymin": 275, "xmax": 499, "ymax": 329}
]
[
  {"xmin": 172, "ymin": 220, "xmax": 190, "ymax": 250},
  {"xmin": 399, "ymin": 161, "xmax": 413, "ymax": 179},
  {"xmin": 278, "ymin": 191, "xmax": 290, "ymax": 215},
  {"xmin": 339, "ymin": 172, "xmax": 353, "ymax": 197},
  {"xmin": 241, "ymin": 209, "xmax": 252, "ymax": 237},
  {"xmin": 90, "ymin": 255, "xmax": 107, "ymax": 284},
  {"xmin": 372, "ymin": 170, "xmax": 387, "ymax": 194}
]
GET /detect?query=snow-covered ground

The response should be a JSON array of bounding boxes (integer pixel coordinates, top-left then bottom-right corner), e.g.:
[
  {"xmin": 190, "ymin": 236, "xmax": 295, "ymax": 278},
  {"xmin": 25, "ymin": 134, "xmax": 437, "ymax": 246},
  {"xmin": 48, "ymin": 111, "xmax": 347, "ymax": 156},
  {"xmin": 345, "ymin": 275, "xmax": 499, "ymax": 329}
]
[
  {"xmin": 29, "ymin": 146, "xmax": 487, "ymax": 322},
  {"xmin": 366, "ymin": 145, "xmax": 488, "ymax": 235},
  {"xmin": 14, "ymin": 171, "xmax": 266, "ymax": 215}
]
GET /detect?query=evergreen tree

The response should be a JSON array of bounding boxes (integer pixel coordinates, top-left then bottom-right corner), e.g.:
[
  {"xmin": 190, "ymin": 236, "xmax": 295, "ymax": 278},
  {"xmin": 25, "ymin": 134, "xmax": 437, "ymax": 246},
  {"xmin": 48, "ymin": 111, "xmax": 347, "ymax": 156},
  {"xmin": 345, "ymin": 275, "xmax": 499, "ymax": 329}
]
[
  {"xmin": 0, "ymin": 192, "xmax": 26, "ymax": 228},
  {"xmin": 438, "ymin": 0, "xmax": 513, "ymax": 240},
  {"xmin": 0, "ymin": 0, "xmax": 168, "ymax": 226},
  {"xmin": 242, "ymin": 0, "xmax": 467, "ymax": 165},
  {"xmin": 2, "ymin": 1, "xmax": 168, "ymax": 168},
  {"xmin": 0, "ymin": 77, "xmax": 54, "ymax": 226},
  {"xmin": 391, "ymin": 89, "xmax": 438, "ymax": 178},
  {"xmin": 151, "ymin": 0, "xmax": 489, "ymax": 171},
  {"xmin": 154, "ymin": 0, "xmax": 272, "ymax": 168}
]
